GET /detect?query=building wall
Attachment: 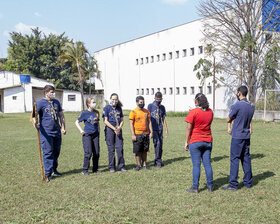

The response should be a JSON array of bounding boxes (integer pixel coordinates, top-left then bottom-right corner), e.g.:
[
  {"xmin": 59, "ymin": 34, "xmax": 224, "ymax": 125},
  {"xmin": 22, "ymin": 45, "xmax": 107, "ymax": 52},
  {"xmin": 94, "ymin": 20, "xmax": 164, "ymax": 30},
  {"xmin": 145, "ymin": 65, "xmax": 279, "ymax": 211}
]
[
  {"xmin": 4, "ymin": 87, "xmax": 25, "ymax": 113},
  {"xmin": 95, "ymin": 19, "xmax": 234, "ymax": 112},
  {"xmin": 62, "ymin": 91, "xmax": 81, "ymax": 112}
]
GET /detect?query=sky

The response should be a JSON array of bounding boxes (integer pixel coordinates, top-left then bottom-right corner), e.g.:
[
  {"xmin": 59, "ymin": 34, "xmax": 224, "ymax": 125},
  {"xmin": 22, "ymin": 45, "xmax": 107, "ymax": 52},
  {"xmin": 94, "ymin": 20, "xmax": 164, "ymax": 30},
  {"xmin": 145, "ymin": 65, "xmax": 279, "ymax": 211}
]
[{"xmin": 0, "ymin": 0, "xmax": 200, "ymax": 58}]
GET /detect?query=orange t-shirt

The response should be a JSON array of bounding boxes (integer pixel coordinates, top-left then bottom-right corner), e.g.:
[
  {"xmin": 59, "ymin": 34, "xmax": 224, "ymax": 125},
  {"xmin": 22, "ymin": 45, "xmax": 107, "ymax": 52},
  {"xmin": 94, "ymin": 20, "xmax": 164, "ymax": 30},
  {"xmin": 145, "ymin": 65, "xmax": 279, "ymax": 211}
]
[{"xmin": 129, "ymin": 108, "xmax": 150, "ymax": 134}]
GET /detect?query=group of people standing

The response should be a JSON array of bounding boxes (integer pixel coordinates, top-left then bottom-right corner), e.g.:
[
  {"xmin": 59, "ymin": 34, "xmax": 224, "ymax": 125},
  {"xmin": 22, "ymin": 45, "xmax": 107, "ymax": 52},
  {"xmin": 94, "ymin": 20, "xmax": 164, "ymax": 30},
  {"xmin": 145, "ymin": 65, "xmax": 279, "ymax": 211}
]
[{"xmin": 34, "ymin": 84, "xmax": 255, "ymax": 194}]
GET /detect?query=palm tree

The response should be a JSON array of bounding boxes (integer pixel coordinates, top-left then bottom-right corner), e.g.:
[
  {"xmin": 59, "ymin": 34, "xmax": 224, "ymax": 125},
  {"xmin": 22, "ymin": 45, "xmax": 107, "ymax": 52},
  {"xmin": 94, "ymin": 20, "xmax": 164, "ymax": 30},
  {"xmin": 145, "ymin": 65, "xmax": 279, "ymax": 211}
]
[{"xmin": 58, "ymin": 41, "xmax": 87, "ymax": 110}]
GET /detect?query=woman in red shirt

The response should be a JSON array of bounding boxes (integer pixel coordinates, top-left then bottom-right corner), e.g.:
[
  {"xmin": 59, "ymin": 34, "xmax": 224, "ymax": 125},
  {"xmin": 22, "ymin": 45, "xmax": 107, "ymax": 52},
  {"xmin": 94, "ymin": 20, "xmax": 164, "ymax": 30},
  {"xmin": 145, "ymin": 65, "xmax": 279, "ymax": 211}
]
[{"xmin": 185, "ymin": 93, "xmax": 214, "ymax": 193}]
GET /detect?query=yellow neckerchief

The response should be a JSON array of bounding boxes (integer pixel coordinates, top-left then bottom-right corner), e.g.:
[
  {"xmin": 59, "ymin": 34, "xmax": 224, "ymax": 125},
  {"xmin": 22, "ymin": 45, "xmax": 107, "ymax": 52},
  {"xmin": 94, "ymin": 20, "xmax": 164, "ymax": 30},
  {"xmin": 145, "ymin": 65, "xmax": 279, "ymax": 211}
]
[{"xmin": 45, "ymin": 98, "xmax": 57, "ymax": 120}]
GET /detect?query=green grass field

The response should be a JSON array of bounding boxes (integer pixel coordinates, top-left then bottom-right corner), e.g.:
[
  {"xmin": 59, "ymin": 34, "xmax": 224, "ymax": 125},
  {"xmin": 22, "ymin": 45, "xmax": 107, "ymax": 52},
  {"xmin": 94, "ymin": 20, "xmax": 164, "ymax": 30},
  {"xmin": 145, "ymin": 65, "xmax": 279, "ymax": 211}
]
[{"xmin": 0, "ymin": 113, "xmax": 279, "ymax": 223}]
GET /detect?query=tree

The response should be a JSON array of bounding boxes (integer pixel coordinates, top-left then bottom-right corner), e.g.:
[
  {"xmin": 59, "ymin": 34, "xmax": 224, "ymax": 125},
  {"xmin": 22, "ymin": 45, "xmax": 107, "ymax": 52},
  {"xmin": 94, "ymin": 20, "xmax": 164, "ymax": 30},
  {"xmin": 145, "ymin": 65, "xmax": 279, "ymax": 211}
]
[
  {"xmin": 197, "ymin": 0, "xmax": 280, "ymax": 102},
  {"xmin": 58, "ymin": 41, "xmax": 88, "ymax": 110}
]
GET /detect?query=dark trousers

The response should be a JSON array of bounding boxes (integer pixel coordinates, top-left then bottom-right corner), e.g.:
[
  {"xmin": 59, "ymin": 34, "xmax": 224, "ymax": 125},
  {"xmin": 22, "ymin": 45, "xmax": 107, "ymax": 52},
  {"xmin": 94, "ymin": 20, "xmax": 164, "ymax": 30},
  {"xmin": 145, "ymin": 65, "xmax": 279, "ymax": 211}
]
[
  {"xmin": 82, "ymin": 133, "xmax": 100, "ymax": 172},
  {"xmin": 229, "ymin": 138, "xmax": 252, "ymax": 188},
  {"xmin": 40, "ymin": 134, "xmax": 61, "ymax": 176},
  {"xmin": 105, "ymin": 127, "xmax": 125, "ymax": 170},
  {"xmin": 153, "ymin": 130, "xmax": 163, "ymax": 165}
]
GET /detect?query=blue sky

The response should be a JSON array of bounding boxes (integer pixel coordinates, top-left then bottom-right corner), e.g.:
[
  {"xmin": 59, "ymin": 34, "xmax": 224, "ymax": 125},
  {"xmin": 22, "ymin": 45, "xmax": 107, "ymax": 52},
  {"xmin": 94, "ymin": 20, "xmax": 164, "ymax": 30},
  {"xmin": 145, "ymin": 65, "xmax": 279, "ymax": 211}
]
[{"xmin": 0, "ymin": 0, "xmax": 200, "ymax": 58}]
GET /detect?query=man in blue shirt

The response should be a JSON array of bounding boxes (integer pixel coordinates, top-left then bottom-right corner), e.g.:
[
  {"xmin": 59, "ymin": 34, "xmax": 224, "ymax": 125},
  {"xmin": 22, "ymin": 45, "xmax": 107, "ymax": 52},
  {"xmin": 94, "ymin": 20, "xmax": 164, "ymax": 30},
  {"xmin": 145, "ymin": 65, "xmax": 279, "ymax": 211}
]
[
  {"xmin": 33, "ymin": 85, "xmax": 66, "ymax": 182},
  {"xmin": 222, "ymin": 86, "xmax": 255, "ymax": 191},
  {"xmin": 148, "ymin": 92, "xmax": 168, "ymax": 168}
]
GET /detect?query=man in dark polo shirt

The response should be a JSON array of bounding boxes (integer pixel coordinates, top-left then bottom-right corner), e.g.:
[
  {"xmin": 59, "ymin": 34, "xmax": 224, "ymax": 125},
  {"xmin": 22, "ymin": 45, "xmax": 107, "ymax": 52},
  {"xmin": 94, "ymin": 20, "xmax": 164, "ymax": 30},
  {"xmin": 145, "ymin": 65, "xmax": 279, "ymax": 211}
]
[{"xmin": 222, "ymin": 86, "xmax": 255, "ymax": 191}]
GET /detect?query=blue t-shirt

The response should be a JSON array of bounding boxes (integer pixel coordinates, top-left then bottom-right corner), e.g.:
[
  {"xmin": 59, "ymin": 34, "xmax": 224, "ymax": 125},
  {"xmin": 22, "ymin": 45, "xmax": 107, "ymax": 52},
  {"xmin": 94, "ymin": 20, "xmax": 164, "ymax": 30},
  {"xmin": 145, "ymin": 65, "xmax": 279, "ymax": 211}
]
[
  {"xmin": 229, "ymin": 98, "xmax": 255, "ymax": 139},
  {"xmin": 78, "ymin": 110, "xmax": 99, "ymax": 134},
  {"xmin": 148, "ymin": 101, "xmax": 166, "ymax": 131},
  {"xmin": 37, "ymin": 98, "xmax": 62, "ymax": 137},
  {"xmin": 102, "ymin": 105, "xmax": 123, "ymax": 126}
]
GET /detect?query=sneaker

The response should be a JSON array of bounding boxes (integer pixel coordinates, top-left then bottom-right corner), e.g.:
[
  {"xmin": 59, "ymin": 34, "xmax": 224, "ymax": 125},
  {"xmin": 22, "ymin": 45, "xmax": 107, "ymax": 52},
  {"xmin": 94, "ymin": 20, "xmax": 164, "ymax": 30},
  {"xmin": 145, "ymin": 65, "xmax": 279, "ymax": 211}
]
[
  {"xmin": 143, "ymin": 165, "xmax": 150, "ymax": 170},
  {"xmin": 93, "ymin": 170, "xmax": 102, "ymax": 174},
  {"xmin": 221, "ymin": 185, "xmax": 238, "ymax": 191},
  {"xmin": 52, "ymin": 171, "xmax": 62, "ymax": 177},
  {"xmin": 186, "ymin": 187, "xmax": 199, "ymax": 193},
  {"xmin": 109, "ymin": 169, "xmax": 116, "ymax": 173},
  {"xmin": 81, "ymin": 171, "xmax": 90, "ymax": 176},
  {"xmin": 45, "ymin": 174, "xmax": 52, "ymax": 182},
  {"xmin": 135, "ymin": 166, "xmax": 141, "ymax": 171},
  {"xmin": 120, "ymin": 168, "xmax": 128, "ymax": 172}
]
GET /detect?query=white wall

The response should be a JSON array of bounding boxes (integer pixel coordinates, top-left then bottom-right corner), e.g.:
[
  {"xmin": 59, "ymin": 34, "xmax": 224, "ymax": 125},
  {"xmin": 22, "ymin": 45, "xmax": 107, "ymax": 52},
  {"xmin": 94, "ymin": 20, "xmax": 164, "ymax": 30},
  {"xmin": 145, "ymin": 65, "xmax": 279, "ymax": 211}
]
[
  {"xmin": 62, "ymin": 91, "xmax": 81, "ymax": 112},
  {"xmin": 4, "ymin": 87, "xmax": 25, "ymax": 113}
]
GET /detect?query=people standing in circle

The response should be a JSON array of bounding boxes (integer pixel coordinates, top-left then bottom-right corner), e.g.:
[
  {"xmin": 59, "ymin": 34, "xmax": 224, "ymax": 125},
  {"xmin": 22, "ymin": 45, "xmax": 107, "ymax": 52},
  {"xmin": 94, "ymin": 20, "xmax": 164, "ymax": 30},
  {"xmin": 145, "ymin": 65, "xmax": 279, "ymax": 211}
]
[
  {"xmin": 129, "ymin": 96, "xmax": 153, "ymax": 171},
  {"xmin": 75, "ymin": 97, "xmax": 101, "ymax": 175},
  {"xmin": 185, "ymin": 93, "xmax": 214, "ymax": 193},
  {"xmin": 102, "ymin": 93, "xmax": 127, "ymax": 172},
  {"xmin": 148, "ymin": 92, "xmax": 168, "ymax": 168},
  {"xmin": 33, "ymin": 85, "xmax": 66, "ymax": 182},
  {"xmin": 222, "ymin": 86, "xmax": 255, "ymax": 191}
]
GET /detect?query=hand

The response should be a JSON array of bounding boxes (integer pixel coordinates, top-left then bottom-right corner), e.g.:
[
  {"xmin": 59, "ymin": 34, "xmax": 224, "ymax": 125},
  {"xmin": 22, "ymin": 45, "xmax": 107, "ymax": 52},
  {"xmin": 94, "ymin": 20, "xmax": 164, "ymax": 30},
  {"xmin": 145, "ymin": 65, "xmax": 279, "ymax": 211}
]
[
  {"xmin": 250, "ymin": 128, "xmax": 253, "ymax": 135},
  {"xmin": 33, "ymin": 123, "xmax": 40, "ymax": 129},
  {"xmin": 61, "ymin": 129, "xmax": 67, "ymax": 135},
  {"xmin": 227, "ymin": 128, "xmax": 231, "ymax": 134},
  {"xmin": 165, "ymin": 130, "xmax": 168, "ymax": 138},
  {"xmin": 80, "ymin": 131, "xmax": 85, "ymax": 136},
  {"xmin": 115, "ymin": 127, "xmax": 121, "ymax": 136},
  {"xmin": 132, "ymin": 135, "xmax": 136, "ymax": 141},
  {"xmin": 185, "ymin": 142, "xmax": 189, "ymax": 151},
  {"xmin": 150, "ymin": 132, "xmax": 153, "ymax": 139}
]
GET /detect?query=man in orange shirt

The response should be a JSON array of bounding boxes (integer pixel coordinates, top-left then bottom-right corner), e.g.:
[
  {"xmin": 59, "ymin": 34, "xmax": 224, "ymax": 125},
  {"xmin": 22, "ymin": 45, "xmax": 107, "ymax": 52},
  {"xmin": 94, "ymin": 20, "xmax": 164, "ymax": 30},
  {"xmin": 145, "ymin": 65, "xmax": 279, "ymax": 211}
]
[{"xmin": 129, "ymin": 96, "xmax": 153, "ymax": 171}]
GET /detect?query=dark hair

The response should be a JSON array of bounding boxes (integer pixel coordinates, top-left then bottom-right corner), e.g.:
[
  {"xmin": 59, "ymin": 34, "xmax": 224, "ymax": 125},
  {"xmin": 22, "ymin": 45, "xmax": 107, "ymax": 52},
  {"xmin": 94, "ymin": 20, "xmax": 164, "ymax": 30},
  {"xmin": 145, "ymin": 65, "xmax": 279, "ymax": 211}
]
[
  {"xmin": 43, "ymin": 85, "xmax": 55, "ymax": 94},
  {"xmin": 195, "ymin": 93, "xmax": 209, "ymax": 110},
  {"xmin": 110, "ymin": 93, "xmax": 123, "ymax": 108},
  {"xmin": 237, "ymin": 86, "xmax": 248, "ymax": 97},
  {"xmin": 136, "ymin": 96, "xmax": 144, "ymax": 102},
  {"xmin": 85, "ymin": 97, "xmax": 99, "ymax": 117},
  {"xmin": 155, "ymin": 91, "xmax": 162, "ymax": 98}
]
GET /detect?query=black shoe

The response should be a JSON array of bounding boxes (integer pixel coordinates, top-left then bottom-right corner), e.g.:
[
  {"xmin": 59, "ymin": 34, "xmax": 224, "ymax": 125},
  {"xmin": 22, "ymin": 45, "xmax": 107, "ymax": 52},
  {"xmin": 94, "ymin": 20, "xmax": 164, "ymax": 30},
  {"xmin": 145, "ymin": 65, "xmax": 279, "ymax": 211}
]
[
  {"xmin": 135, "ymin": 166, "xmax": 141, "ymax": 171},
  {"xmin": 186, "ymin": 187, "xmax": 199, "ymax": 193},
  {"xmin": 45, "ymin": 174, "xmax": 52, "ymax": 182},
  {"xmin": 109, "ymin": 169, "xmax": 115, "ymax": 173},
  {"xmin": 208, "ymin": 187, "xmax": 214, "ymax": 192},
  {"xmin": 119, "ymin": 168, "xmax": 128, "ymax": 172},
  {"xmin": 81, "ymin": 171, "xmax": 90, "ymax": 176},
  {"xmin": 52, "ymin": 171, "xmax": 62, "ymax": 177},
  {"xmin": 221, "ymin": 185, "xmax": 238, "ymax": 191},
  {"xmin": 93, "ymin": 170, "xmax": 102, "ymax": 174},
  {"xmin": 143, "ymin": 165, "xmax": 150, "ymax": 170}
]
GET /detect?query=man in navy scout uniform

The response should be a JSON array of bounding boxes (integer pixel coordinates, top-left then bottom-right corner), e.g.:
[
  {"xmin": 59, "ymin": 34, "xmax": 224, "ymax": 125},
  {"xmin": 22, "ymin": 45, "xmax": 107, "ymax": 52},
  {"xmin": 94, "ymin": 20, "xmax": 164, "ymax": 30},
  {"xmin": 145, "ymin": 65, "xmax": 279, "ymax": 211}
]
[
  {"xmin": 33, "ymin": 85, "xmax": 66, "ymax": 182},
  {"xmin": 222, "ymin": 86, "xmax": 255, "ymax": 191},
  {"xmin": 148, "ymin": 92, "xmax": 168, "ymax": 168}
]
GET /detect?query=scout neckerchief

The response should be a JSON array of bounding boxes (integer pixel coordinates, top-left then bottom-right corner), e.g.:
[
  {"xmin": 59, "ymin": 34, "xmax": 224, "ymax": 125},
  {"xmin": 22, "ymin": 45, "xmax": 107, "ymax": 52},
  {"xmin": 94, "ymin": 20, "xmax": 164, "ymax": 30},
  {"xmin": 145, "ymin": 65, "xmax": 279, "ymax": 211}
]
[
  {"xmin": 240, "ymin": 98, "xmax": 254, "ymax": 107},
  {"xmin": 112, "ymin": 106, "xmax": 119, "ymax": 127},
  {"xmin": 45, "ymin": 98, "xmax": 57, "ymax": 120},
  {"xmin": 154, "ymin": 101, "xmax": 160, "ymax": 125}
]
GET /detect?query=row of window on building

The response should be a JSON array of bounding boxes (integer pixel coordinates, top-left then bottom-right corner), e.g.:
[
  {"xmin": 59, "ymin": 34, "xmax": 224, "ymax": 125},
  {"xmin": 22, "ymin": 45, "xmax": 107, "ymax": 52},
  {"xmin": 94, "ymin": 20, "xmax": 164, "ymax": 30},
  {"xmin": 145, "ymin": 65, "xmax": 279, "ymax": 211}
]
[
  {"xmin": 136, "ymin": 86, "xmax": 212, "ymax": 96},
  {"xmin": 136, "ymin": 46, "xmax": 203, "ymax": 65}
]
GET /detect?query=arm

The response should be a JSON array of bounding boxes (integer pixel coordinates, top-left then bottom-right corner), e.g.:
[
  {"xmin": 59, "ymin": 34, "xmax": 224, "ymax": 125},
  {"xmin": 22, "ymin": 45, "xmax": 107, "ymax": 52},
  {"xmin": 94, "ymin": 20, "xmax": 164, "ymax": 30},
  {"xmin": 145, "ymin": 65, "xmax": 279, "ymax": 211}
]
[
  {"xmin": 185, "ymin": 122, "xmax": 192, "ymax": 151},
  {"xmin": 59, "ymin": 111, "xmax": 66, "ymax": 135},
  {"xmin": 75, "ymin": 120, "xmax": 85, "ymax": 135},
  {"xmin": 162, "ymin": 117, "xmax": 168, "ymax": 138},
  {"xmin": 250, "ymin": 121, "xmax": 253, "ymax": 135},
  {"xmin": 32, "ymin": 117, "xmax": 40, "ymax": 129},
  {"xmin": 148, "ymin": 117, "xmax": 153, "ymax": 139},
  {"xmin": 129, "ymin": 119, "xmax": 136, "ymax": 141},
  {"xmin": 104, "ymin": 117, "xmax": 117, "ymax": 131},
  {"xmin": 227, "ymin": 116, "xmax": 233, "ymax": 123}
]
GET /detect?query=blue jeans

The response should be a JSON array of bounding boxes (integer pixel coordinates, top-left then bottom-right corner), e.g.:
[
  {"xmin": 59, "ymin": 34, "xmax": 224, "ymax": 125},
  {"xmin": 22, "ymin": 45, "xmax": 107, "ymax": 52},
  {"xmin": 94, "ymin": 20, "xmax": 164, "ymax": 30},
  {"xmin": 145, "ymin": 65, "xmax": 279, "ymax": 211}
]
[
  {"xmin": 189, "ymin": 142, "xmax": 213, "ymax": 189},
  {"xmin": 229, "ymin": 138, "xmax": 252, "ymax": 188}
]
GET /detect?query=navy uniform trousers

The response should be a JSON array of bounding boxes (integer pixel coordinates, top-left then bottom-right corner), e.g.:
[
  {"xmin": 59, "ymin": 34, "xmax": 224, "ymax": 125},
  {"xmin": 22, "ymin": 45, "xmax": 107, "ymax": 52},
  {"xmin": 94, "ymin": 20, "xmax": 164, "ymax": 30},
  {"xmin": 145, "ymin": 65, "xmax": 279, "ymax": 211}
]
[
  {"xmin": 153, "ymin": 130, "xmax": 163, "ymax": 166},
  {"xmin": 82, "ymin": 133, "xmax": 100, "ymax": 172}
]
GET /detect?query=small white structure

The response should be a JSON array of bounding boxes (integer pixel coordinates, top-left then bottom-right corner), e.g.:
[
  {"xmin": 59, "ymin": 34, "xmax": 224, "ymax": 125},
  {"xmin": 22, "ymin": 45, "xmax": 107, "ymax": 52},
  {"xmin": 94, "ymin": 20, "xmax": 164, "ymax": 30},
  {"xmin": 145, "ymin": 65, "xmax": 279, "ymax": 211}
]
[{"xmin": 0, "ymin": 71, "xmax": 82, "ymax": 113}]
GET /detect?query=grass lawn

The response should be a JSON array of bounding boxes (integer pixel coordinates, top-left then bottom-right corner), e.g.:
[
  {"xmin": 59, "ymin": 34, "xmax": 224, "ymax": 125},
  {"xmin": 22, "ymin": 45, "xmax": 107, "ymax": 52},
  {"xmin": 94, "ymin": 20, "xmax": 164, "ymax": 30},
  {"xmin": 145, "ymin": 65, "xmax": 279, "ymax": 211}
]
[{"xmin": 0, "ymin": 113, "xmax": 279, "ymax": 223}]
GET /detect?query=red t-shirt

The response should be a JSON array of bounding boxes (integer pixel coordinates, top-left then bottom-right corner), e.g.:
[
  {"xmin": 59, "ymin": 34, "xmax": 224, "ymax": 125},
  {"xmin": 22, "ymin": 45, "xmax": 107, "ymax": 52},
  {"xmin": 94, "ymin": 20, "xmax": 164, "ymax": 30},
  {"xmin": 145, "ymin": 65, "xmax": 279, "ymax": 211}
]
[{"xmin": 185, "ymin": 108, "xmax": 213, "ymax": 144}]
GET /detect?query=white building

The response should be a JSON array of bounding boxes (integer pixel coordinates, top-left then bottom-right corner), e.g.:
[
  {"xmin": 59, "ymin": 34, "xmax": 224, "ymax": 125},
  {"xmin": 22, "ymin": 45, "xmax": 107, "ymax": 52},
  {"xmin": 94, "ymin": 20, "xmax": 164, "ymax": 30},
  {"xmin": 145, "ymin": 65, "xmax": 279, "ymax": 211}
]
[
  {"xmin": 0, "ymin": 71, "xmax": 82, "ymax": 113},
  {"xmin": 94, "ymin": 19, "xmax": 236, "ymax": 115}
]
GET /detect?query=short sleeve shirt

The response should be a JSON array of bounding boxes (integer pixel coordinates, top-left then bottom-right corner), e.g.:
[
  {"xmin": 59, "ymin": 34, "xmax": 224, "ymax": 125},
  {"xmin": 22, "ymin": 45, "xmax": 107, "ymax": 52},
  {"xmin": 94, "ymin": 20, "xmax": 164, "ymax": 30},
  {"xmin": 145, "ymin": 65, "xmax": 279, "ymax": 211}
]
[
  {"xmin": 148, "ymin": 101, "xmax": 166, "ymax": 131},
  {"xmin": 78, "ymin": 110, "xmax": 99, "ymax": 134},
  {"xmin": 229, "ymin": 98, "xmax": 255, "ymax": 139},
  {"xmin": 37, "ymin": 98, "xmax": 62, "ymax": 136},
  {"xmin": 102, "ymin": 105, "xmax": 123, "ymax": 126},
  {"xmin": 129, "ymin": 108, "xmax": 150, "ymax": 134},
  {"xmin": 185, "ymin": 108, "xmax": 213, "ymax": 144}
]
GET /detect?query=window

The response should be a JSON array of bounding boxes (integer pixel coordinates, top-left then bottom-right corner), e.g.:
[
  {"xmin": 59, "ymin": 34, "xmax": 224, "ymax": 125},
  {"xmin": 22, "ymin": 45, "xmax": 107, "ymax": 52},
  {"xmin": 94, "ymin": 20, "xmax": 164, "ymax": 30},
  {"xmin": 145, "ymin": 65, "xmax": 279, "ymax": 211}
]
[
  {"xmin": 136, "ymin": 89, "xmax": 139, "ymax": 95},
  {"xmin": 157, "ymin": 54, "xmax": 160, "ymax": 62},
  {"xmin": 157, "ymin": 88, "xmax": 160, "ymax": 92},
  {"xmin": 151, "ymin": 88, "xmax": 155, "ymax": 95},
  {"xmin": 12, "ymin": 96, "xmax": 17, "ymax": 100},
  {"xmin": 207, "ymin": 86, "xmax": 212, "ymax": 94},
  {"xmin": 136, "ymin": 59, "xmax": 139, "ymax": 65},
  {"xmin": 163, "ymin": 88, "xmax": 167, "ymax": 95},
  {"xmin": 169, "ymin": 87, "xmax": 173, "ymax": 95},
  {"xmin": 141, "ymin": 89, "xmax": 144, "ymax": 95},
  {"xmin": 176, "ymin": 87, "xmax": 180, "ymax": 95},
  {"xmin": 176, "ymin": 50, "xmax": 179, "ymax": 58},
  {"xmin": 68, "ymin": 95, "xmax": 76, "ymax": 101},
  {"xmin": 140, "ymin": 58, "xmax": 143, "ymax": 64},
  {"xmin": 183, "ymin": 49, "xmax": 187, "ymax": 57},
  {"xmin": 199, "ymin": 46, "xmax": 203, "ymax": 54},
  {"xmin": 162, "ymin": 53, "xmax": 166, "ymax": 61},
  {"xmin": 199, "ymin": 86, "xmax": 203, "ymax": 93},
  {"xmin": 146, "ymin": 57, "xmax": 149, "ymax": 64},
  {"xmin": 190, "ymin": 48, "xmax": 194, "ymax": 56},
  {"xmin": 169, "ymin": 52, "xmax": 172, "ymax": 60},
  {"xmin": 146, "ymin": 88, "xmax": 149, "ymax": 95},
  {"xmin": 183, "ymin": 87, "xmax": 187, "ymax": 95},
  {"xmin": 151, "ymin": 56, "xmax": 154, "ymax": 63},
  {"xmin": 191, "ymin": 87, "xmax": 195, "ymax": 95}
]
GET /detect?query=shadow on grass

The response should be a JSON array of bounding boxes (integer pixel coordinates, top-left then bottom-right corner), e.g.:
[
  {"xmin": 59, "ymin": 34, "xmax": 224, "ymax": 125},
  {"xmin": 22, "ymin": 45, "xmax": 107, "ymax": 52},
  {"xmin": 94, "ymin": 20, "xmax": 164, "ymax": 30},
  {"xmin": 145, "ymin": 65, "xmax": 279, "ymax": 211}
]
[
  {"xmin": 251, "ymin": 153, "xmax": 265, "ymax": 160},
  {"xmin": 211, "ymin": 155, "xmax": 229, "ymax": 162},
  {"xmin": 61, "ymin": 165, "xmax": 108, "ymax": 176}
]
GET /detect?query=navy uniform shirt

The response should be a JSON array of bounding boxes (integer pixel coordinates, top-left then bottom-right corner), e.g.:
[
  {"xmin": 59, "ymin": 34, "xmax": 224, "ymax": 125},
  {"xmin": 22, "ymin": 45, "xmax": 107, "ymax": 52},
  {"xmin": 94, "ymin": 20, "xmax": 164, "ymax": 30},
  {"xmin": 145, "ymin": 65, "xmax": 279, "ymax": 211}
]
[
  {"xmin": 37, "ymin": 98, "xmax": 62, "ymax": 137},
  {"xmin": 148, "ymin": 101, "xmax": 166, "ymax": 131},
  {"xmin": 229, "ymin": 98, "xmax": 255, "ymax": 139},
  {"xmin": 102, "ymin": 105, "xmax": 123, "ymax": 126},
  {"xmin": 78, "ymin": 110, "xmax": 99, "ymax": 134}
]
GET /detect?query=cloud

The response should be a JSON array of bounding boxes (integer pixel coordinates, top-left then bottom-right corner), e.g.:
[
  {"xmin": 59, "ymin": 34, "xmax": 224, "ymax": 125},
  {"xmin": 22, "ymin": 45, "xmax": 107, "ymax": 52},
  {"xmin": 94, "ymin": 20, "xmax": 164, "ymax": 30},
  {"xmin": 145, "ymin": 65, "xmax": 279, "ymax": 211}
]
[
  {"xmin": 14, "ymin": 22, "xmax": 57, "ymax": 35},
  {"xmin": 3, "ymin": 30, "xmax": 10, "ymax": 37},
  {"xmin": 34, "ymin": 12, "xmax": 42, "ymax": 17},
  {"xmin": 161, "ymin": 0, "xmax": 189, "ymax": 4}
]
